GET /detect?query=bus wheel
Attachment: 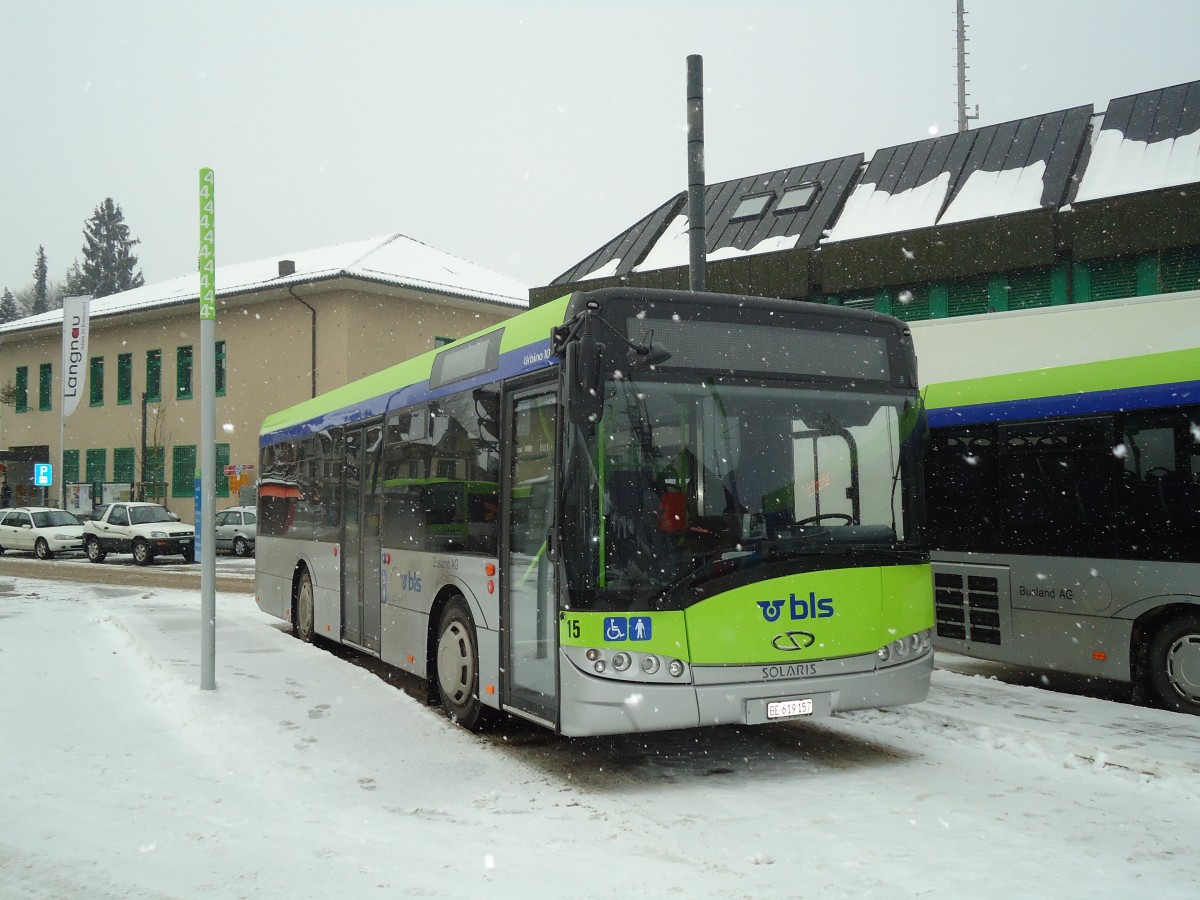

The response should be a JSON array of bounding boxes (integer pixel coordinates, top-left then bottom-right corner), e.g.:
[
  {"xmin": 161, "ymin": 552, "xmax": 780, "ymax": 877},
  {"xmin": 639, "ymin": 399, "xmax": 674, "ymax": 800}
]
[
  {"xmin": 1143, "ymin": 613, "xmax": 1200, "ymax": 714},
  {"xmin": 435, "ymin": 596, "xmax": 483, "ymax": 729},
  {"xmin": 294, "ymin": 571, "xmax": 315, "ymax": 643}
]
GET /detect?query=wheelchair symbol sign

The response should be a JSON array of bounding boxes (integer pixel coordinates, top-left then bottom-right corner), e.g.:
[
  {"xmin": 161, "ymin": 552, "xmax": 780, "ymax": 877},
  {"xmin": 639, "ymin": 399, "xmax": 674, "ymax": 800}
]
[{"xmin": 604, "ymin": 617, "xmax": 627, "ymax": 641}]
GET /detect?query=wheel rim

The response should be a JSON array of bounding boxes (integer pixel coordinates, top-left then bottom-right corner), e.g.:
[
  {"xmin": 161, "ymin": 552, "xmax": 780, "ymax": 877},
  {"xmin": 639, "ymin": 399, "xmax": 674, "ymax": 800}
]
[
  {"xmin": 35, "ymin": 539, "xmax": 50, "ymax": 559},
  {"xmin": 134, "ymin": 543, "xmax": 149, "ymax": 563},
  {"xmin": 437, "ymin": 618, "xmax": 474, "ymax": 706},
  {"xmin": 1165, "ymin": 631, "xmax": 1200, "ymax": 703},
  {"xmin": 234, "ymin": 537, "xmax": 247, "ymax": 556},
  {"xmin": 87, "ymin": 541, "xmax": 101, "ymax": 561}
]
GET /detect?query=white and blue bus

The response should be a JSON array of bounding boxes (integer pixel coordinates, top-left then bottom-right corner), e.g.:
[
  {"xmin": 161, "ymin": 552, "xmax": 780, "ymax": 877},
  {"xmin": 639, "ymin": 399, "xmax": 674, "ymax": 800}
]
[{"xmin": 914, "ymin": 290, "xmax": 1200, "ymax": 714}]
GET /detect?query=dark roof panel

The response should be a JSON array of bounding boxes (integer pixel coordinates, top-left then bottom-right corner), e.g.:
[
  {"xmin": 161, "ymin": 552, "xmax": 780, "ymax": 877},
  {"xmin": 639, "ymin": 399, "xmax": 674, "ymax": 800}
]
[
  {"xmin": 1075, "ymin": 78, "xmax": 1200, "ymax": 203},
  {"xmin": 828, "ymin": 105, "xmax": 1091, "ymax": 240},
  {"xmin": 552, "ymin": 154, "xmax": 863, "ymax": 283}
]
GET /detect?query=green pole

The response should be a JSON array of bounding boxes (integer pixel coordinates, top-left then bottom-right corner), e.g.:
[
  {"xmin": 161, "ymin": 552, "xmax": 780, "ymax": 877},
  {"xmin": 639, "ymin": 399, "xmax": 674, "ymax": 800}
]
[{"xmin": 199, "ymin": 168, "xmax": 217, "ymax": 691}]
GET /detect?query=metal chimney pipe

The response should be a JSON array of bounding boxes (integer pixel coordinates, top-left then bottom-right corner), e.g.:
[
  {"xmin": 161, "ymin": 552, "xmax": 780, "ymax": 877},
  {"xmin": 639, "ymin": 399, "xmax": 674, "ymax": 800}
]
[{"xmin": 686, "ymin": 54, "xmax": 706, "ymax": 292}]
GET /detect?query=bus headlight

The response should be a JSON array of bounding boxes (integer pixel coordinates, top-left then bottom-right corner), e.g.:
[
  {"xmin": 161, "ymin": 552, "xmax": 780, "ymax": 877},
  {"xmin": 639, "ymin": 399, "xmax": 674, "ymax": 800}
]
[
  {"xmin": 877, "ymin": 629, "xmax": 933, "ymax": 668},
  {"xmin": 562, "ymin": 646, "xmax": 693, "ymax": 684}
]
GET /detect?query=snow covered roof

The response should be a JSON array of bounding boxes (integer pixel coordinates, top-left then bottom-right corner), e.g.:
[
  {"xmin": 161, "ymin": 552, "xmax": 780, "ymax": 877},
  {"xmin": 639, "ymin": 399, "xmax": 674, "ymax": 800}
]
[
  {"xmin": 1074, "ymin": 80, "xmax": 1200, "ymax": 203},
  {"xmin": 549, "ymin": 79, "xmax": 1200, "ymax": 290},
  {"xmin": 1, "ymin": 233, "xmax": 528, "ymax": 335},
  {"xmin": 551, "ymin": 155, "xmax": 862, "ymax": 286},
  {"xmin": 825, "ymin": 105, "xmax": 1092, "ymax": 242}
]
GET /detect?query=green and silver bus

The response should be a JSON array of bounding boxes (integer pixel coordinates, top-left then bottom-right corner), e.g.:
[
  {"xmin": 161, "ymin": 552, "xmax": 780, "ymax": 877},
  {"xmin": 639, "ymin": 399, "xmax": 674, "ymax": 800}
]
[
  {"xmin": 255, "ymin": 287, "xmax": 932, "ymax": 735},
  {"xmin": 914, "ymin": 291, "xmax": 1200, "ymax": 714}
]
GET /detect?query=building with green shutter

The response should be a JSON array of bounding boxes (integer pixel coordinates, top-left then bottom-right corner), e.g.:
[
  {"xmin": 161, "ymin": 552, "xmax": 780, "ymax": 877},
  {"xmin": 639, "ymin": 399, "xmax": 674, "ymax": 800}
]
[{"xmin": 0, "ymin": 235, "xmax": 526, "ymax": 519}]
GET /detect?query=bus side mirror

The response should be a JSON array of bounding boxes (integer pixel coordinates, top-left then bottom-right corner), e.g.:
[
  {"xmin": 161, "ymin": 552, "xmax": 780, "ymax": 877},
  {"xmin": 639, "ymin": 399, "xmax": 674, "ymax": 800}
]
[{"xmin": 566, "ymin": 334, "xmax": 604, "ymax": 425}]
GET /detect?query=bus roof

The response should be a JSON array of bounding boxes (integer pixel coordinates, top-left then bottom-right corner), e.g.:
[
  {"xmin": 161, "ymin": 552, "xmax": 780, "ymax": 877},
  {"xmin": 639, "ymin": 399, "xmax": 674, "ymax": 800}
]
[
  {"xmin": 260, "ymin": 294, "xmax": 572, "ymax": 443},
  {"xmin": 260, "ymin": 286, "xmax": 915, "ymax": 444},
  {"xmin": 913, "ymin": 290, "xmax": 1200, "ymax": 426}
]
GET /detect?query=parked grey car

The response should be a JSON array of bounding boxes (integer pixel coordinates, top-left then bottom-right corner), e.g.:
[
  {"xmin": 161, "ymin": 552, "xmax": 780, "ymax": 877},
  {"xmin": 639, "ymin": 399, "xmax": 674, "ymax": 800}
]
[{"xmin": 214, "ymin": 506, "xmax": 256, "ymax": 556}]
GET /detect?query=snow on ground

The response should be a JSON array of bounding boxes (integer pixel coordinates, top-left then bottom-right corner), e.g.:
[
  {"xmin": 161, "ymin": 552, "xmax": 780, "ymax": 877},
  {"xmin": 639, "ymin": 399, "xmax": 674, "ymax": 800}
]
[{"xmin": 1, "ymin": 575, "xmax": 1198, "ymax": 899}]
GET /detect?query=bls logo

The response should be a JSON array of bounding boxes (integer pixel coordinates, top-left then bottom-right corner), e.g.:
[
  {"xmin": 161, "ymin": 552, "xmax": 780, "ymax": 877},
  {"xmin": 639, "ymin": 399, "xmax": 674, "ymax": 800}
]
[
  {"xmin": 757, "ymin": 592, "xmax": 835, "ymax": 623},
  {"xmin": 399, "ymin": 571, "xmax": 422, "ymax": 593}
]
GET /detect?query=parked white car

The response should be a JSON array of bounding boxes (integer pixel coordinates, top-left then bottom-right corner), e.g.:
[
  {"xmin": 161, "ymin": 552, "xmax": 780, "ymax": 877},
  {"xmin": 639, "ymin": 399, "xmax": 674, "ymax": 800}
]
[
  {"xmin": 82, "ymin": 501, "xmax": 195, "ymax": 565},
  {"xmin": 214, "ymin": 506, "xmax": 256, "ymax": 556},
  {"xmin": 0, "ymin": 507, "xmax": 87, "ymax": 559}
]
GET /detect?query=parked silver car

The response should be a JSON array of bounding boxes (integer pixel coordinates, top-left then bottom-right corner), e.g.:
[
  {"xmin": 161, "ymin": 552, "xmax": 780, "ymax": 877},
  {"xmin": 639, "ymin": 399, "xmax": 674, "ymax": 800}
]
[
  {"xmin": 214, "ymin": 506, "xmax": 256, "ymax": 556},
  {"xmin": 0, "ymin": 507, "xmax": 87, "ymax": 559}
]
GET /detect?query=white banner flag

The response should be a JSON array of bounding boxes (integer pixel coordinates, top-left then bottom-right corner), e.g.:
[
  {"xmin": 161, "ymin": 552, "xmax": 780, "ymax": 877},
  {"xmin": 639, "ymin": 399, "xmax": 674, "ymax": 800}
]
[{"xmin": 60, "ymin": 294, "xmax": 92, "ymax": 418}]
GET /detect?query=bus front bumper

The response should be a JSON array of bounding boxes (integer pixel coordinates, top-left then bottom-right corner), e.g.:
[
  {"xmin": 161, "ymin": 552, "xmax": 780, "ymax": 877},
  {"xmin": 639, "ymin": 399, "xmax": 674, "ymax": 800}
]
[{"xmin": 557, "ymin": 651, "xmax": 933, "ymax": 737}]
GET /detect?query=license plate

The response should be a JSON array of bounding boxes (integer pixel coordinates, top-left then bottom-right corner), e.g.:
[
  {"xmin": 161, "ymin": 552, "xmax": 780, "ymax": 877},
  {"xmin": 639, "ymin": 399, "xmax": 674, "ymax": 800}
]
[{"xmin": 767, "ymin": 698, "xmax": 814, "ymax": 719}]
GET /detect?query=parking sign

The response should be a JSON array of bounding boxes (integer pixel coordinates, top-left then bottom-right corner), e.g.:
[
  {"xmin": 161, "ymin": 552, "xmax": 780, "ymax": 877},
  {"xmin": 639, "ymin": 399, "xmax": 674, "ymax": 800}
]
[{"xmin": 34, "ymin": 464, "xmax": 53, "ymax": 486}]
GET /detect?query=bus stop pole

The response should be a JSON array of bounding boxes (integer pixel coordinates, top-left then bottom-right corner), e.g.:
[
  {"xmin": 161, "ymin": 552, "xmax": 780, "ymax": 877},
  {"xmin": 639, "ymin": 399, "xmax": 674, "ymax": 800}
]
[{"xmin": 199, "ymin": 168, "xmax": 217, "ymax": 691}]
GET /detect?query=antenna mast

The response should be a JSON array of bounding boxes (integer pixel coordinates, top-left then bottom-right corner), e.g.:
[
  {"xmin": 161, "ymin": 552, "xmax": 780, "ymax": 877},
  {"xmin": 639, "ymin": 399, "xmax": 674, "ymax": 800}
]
[{"xmin": 956, "ymin": 0, "xmax": 980, "ymax": 132}]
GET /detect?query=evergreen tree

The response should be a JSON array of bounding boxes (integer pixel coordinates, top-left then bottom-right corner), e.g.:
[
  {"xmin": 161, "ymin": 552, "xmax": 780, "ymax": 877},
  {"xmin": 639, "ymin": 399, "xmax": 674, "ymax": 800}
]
[
  {"xmin": 62, "ymin": 261, "xmax": 87, "ymax": 296},
  {"xmin": 0, "ymin": 287, "xmax": 18, "ymax": 324},
  {"xmin": 72, "ymin": 198, "xmax": 145, "ymax": 298},
  {"xmin": 31, "ymin": 245, "xmax": 50, "ymax": 315}
]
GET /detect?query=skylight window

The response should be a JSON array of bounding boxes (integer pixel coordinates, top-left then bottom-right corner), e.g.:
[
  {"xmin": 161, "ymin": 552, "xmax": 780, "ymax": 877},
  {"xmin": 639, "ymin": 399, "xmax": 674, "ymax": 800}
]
[
  {"xmin": 776, "ymin": 182, "xmax": 820, "ymax": 214},
  {"xmin": 731, "ymin": 192, "xmax": 774, "ymax": 220}
]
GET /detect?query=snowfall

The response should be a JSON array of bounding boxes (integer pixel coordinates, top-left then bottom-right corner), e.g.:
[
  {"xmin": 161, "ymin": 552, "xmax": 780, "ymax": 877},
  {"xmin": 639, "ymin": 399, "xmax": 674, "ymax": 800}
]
[{"xmin": 1, "ymin": 565, "xmax": 1198, "ymax": 899}]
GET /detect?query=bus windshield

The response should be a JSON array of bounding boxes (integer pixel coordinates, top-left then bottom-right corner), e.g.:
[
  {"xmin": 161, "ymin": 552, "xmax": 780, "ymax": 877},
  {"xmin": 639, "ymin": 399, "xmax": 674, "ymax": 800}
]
[{"xmin": 561, "ymin": 373, "xmax": 924, "ymax": 611}]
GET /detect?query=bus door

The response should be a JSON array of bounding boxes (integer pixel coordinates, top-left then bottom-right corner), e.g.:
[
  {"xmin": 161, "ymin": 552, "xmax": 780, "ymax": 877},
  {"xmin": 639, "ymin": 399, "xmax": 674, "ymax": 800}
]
[
  {"xmin": 501, "ymin": 384, "xmax": 559, "ymax": 726},
  {"xmin": 342, "ymin": 420, "xmax": 384, "ymax": 652}
]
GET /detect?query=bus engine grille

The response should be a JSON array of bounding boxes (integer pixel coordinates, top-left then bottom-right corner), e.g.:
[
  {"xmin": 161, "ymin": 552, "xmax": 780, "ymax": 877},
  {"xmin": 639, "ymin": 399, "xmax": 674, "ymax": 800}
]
[{"xmin": 934, "ymin": 571, "xmax": 1002, "ymax": 645}]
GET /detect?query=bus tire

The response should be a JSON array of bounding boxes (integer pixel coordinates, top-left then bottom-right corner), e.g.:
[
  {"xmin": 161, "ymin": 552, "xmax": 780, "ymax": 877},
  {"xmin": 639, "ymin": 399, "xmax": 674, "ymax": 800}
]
[
  {"xmin": 294, "ymin": 570, "xmax": 315, "ymax": 643},
  {"xmin": 1143, "ymin": 612, "xmax": 1200, "ymax": 715},
  {"xmin": 435, "ymin": 596, "xmax": 484, "ymax": 730}
]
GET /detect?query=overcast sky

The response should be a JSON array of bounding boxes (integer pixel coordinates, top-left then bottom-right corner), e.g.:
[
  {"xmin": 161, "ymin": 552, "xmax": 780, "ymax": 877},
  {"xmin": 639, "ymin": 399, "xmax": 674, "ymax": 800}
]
[{"xmin": 3, "ymin": 0, "xmax": 1198, "ymax": 297}]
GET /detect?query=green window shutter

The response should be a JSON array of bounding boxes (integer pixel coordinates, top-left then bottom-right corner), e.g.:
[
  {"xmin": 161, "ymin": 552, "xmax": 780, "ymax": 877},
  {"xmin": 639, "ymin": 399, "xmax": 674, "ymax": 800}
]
[
  {"xmin": 89, "ymin": 357, "xmax": 104, "ymax": 406},
  {"xmin": 216, "ymin": 443, "xmax": 231, "ymax": 498},
  {"xmin": 839, "ymin": 295, "xmax": 877, "ymax": 311},
  {"xmin": 39, "ymin": 363, "xmax": 52, "ymax": 411},
  {"xmin": 85, "ymin": 449, "xmax": 107, "ymax": 487},
  {"xmin": 63, "ymin": 449, "xmax": 80, "ymax": 482},
  {"xmin": 146, "ymin": 350, "xmax": 162, "ymax": 403},
  {"xmin": 891, "ymin": 286, "xmax": 931, "ymax": 322},
  {"xmin": 215, "ymin": 340, "xmax": 227, "ymax": 397},
  {"xmin": 117, "ymin": 353, "xmax": 133, "ymax": 405},
  {"xmin": 113, "ymin": 447, "xmax": 135, "ymax": 483},
  {"xmin": 176, "ymin": 346, "xmax": 193, "ymax": 400},
  {"xmin": 1162, "ymin": 246, "xmax": 1200, "ymax": 294},
  {"xmin": 15, "ymin": 366, "xmax": 28, "ymax": 413},
  {"xmin": 172, "ymin": 445, "xmax": 197, "ymax": 497},
  {"xmin": 1085, "ymin": 257, "xmax": 1138, "ymax": 303},
  {"xmin": 1007, "ymin": 268, "xmax": 1053, "ymax": 310},
  {"xmin": 947, "ymin": 277, "xmax": 989, "ymax": 317}
]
